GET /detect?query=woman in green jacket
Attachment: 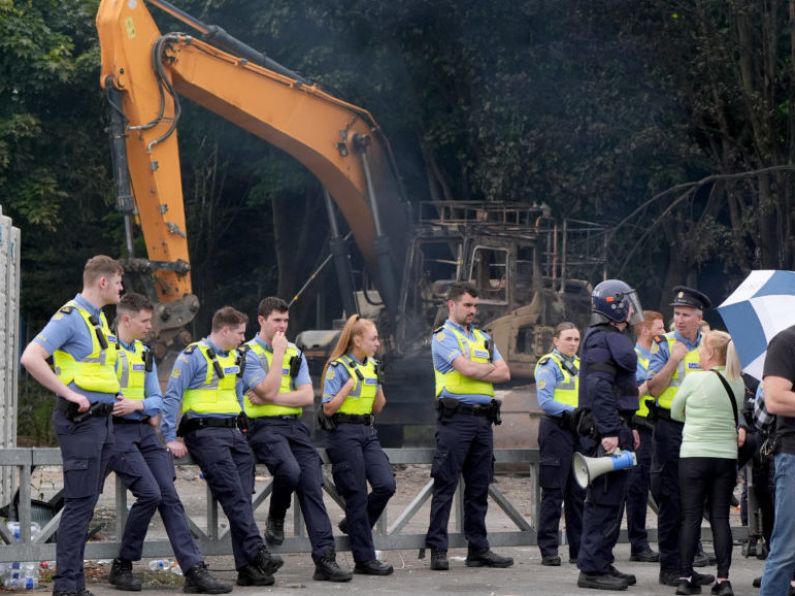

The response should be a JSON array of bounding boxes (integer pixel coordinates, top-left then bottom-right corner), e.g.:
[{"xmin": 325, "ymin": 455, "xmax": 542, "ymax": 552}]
[{"xmin": 671, "ymin": 330, "xmax": 745, "ymax": 596}]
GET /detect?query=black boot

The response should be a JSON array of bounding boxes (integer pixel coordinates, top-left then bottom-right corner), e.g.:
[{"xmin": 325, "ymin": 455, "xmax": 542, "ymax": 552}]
[
  {"xmin": 354, "ymin": 560, "xmax": 394, "ymax": 575},
  {"xmin": 676, "ymin": 579, "xmax": 702, "ymax": 595},
  {"xmin": 255, "ymin": 545, "xmax": 284, "ymax": 575},
  {"xmin": 109, "ymin": 558, "xmax": 142, "ymax": 592},
  {"xmin": 430, "ymin": 549, "xmax": 449, "ymax": 571},
  {"xmin": 577, "ymin": 571, "xmax": 628, "ymax": 591},
  {"xmin": 465, "ymin": 548, "xmax": 514, "ymax": 568},
  {"xmin": 313, "ymin": 547, "xmax": 353, "ymax": 582},
  {"xmin": 265, "ymin": 514, "xmax": 285, "ymax": 545},
  {"xmin": 608, "ymin": 565, "xmax": 636, "ymax": 586},
  {"xmin": 183, "ymin": 562, "xmax": 233, "ymax": 594},
  {"xmin": 236, "ymin": 564, "xmax": 274, "ymax": 587}
]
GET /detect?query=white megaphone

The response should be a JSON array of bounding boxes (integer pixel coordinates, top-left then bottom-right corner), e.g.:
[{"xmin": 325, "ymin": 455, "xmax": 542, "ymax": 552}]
[{"xmin": 572, "ymin": 449, "xmax": 637, "ymax": 489}]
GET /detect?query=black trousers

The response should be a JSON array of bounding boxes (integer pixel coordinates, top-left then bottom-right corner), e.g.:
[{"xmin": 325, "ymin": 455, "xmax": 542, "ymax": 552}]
[{"xmin": 678, "ymin": 457, "xmax": 737, "ymax": 579}]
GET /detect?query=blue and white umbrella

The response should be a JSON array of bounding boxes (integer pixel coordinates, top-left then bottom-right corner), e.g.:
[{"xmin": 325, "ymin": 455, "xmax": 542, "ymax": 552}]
[{"xmin": 718, "ymin": 270, "xmax": 795, "ymax": 380}]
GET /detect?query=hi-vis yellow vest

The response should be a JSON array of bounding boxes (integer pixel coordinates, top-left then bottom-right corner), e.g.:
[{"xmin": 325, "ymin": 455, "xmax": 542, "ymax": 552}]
[
  {"xmin": 334, "ymin": 355, "xmax": 379, "ymax": 415},
  {"xmin": 53, "ymin": 300, "xmax": 120, "ymax": 394},
  {"xmin": 634, "ymin": 346, "xmax": 654, "ymax": 418},
  {"xmin": 116, "ymin": 340, "xmax": 148, "ymax": 401},
  {"xmin": 182, "ymin": 343, "xmax": 241, "ymax": 415},
  {"xmin": 434, "ymin": 324, "xmax": 495, "ymax": 398},
  {"xmin": 534, "ymin": 352, "xmax": 579, "ymax": 408},
  {"xmin": 243, "ymin": 339, "xmax": 302, "ymax": 418},
  {"xmin": 656, "ymin": 332, "xmax": 702, "ymax": 410}
]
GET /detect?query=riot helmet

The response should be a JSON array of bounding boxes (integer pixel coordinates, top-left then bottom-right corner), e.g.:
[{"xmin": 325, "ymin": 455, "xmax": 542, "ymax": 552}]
[{"xmin": 591, "ymin": 279, "xmax": 643, "ymax": 325}]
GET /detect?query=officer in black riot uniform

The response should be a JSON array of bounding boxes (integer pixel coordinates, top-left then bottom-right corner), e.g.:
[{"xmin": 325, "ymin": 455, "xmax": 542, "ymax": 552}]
[{"xmin": 576, "ymin": 279, "xmax": 643, "ymax": 591}]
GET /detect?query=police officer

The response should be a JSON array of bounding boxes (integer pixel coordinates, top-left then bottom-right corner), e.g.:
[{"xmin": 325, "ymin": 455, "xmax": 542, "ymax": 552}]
[
  {"xmin": 424, "ymin": 282, "xmax": 513, "ymax": 571},
  {"xmin": 161, "ymin": 306, "xmax": 282, "ymax": 587},
  {"xmin": 535, "ymin": 322, "xmax": 585, "ymax": 567},
  {"xmin": 647, "ymin": 286, "xmax": 715, "ymax": 587},
  {"xmin": 624, "ymin": 310, "xmax": 665, "ymax": 564},
  {"xmin": 107, "ymin": 293, "xmax": 231, "ymax": 593},
  {"xmin": 242, "ymin": 297, "xmax": 352, "ymax": 582},
  {"xmin": 20, "ymin": 255, "xmax": 123, "ymax": 596},
  {"xmin": 576, "ymin": 279, "xmax": 642, "ymax": 591},
  {"xmin": 321, "ymin": 314, "xmax": 396, "ymax": 576}
]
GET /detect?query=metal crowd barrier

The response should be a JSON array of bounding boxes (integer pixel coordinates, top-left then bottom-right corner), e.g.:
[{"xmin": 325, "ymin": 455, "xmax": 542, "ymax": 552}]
[{"xmin": 0, "ymin": 448, "xmax": 540, "ymax": 563}]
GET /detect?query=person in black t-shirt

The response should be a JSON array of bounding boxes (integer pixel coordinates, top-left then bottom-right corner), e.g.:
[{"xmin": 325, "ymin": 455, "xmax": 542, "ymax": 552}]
[{"xmin": 758, "ymin": 325, "xmax": 795, "ymax": 596}]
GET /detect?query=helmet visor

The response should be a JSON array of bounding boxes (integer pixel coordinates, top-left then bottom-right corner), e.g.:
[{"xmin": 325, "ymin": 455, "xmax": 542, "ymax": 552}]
[{"xmin": 624, "ymin": 290, "xmax": 644, "ymax": 326}]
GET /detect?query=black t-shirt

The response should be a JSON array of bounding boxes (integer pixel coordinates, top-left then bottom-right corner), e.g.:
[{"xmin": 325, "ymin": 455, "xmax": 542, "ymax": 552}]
[{"xmin": 763, "ymin": 325, "xmax": 795, "ymax": 454}]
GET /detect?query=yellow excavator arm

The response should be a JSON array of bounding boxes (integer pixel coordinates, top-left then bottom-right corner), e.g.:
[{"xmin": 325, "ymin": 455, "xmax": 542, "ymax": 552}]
[{"xmin": 96, "ymin": 0, "xmax": 407, "ymax": 325}]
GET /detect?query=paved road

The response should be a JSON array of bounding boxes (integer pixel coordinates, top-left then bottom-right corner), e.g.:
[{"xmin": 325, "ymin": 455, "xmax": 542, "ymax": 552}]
[{"xmin": 75, "ymin": 543, "xmax": 765, "ymax": 596}]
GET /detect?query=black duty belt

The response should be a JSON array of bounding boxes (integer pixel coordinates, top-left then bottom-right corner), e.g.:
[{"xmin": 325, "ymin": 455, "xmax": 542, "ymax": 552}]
[
  {"xmin": 113, "ymin": 416, "xmax": 150, "ymax": 425},
  {"xmin": 632, "ymin": 415, "xmax": 654, "ymax": 429},
  {"xmin": 56, "ymin": 398, "xmax": 114, "ymax": 422},
  {"xmin": 452, "ymin": 403, "xmax": 492, "ymax": 417},
  {"xmin": 654, "ymin": 407, "xmax": 672, "ymax": 420},
  {"xmin": 255, "ymin": 414, "xmax": 300, "ymax": 421},
  {"xmin": 331, "ymin": 413, "xmax": 374, "ymax": 426},
  {"xmin": 179, "ymin": 416, "xmax": 239, "ymax": 435},
  {"xmin": 544, "ymin": 414, "xmax": 567, "ymax": 428}
]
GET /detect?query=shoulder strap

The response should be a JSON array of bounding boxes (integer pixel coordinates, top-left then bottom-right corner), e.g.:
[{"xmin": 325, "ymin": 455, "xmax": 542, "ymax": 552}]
[{"xmin": 712, "ymin": 370, "xmax": 738, "ymax": 428}]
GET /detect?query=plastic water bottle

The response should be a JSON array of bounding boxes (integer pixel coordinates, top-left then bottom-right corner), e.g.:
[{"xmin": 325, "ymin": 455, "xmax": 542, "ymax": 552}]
[
  {"xmin": 171, "ymin": 563, "xmax": 183, "ymax": 576},
  {"xmin": 5, "ymin": 521, "xmax": 41, "ymax": 543},
  {"xmin": 148, "ymin": 559, "xmax": 172, "ymax": 571}
]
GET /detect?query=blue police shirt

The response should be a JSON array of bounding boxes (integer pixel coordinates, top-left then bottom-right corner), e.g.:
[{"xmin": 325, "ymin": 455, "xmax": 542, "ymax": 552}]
[
  {"xmin": 161, "ymin": 337, "xmax": 244, "ymax": 442},
  {"xmin": 118, "ymin": 339, "xmax": 163, "ymax": 420},
  {"xmin": 535, "ymin": 349, "xmax": 577, "ymax": 417},
  {"xmin": 634, "ymin": 344, "xmax": 652, "ymax": 385},
  {"xmin": 432, "ymin": 319, "xmax": 503, "ymax": 406},
  {"xmin": 241, "ymin": 336, "xmax": 311, "ymax": 393},
  {"xmin": 648, "ymin": 330, "xmax": 702, "ymax": 377},
  {"xmin": 33, "ymin": 293, "xmax": 117, "ymax": 405},
  {"xmin": 322, "ymin": 352, "xmax": 380, "ymax": 403}
]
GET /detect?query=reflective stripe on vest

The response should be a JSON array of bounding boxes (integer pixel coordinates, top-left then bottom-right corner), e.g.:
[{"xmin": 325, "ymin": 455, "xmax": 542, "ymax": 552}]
[
  {"xmin": 656, "ymin": 333, "xmax": 702, "ymax": 411},
  {"xmin": 434, "ymin": 325, "xmax": 495, "ymax": 398},
  {"xmin": 634, "ymin": 347, "xmax": 653, "ymax": 418},
  {"xmin": 336, "ymin": 355, "xmax": 379, "ymax": 415},
  {"xmin": 243, "ymin": 339, "xmax": 302, "ymax": 418},
  {"xmin": 53, "ymin": 300, "xmax": 120, "ymax": 394},
  {"xmin": 534, "ymin": 352, "xmax": 579, "ymax": 408},
  {"xmin": 182, "ymin": 343, "xmax": 241, "ymax": 415},
  {"xmin": 116, "ymin": 340, "xmax": 147, "ymax": 401}
]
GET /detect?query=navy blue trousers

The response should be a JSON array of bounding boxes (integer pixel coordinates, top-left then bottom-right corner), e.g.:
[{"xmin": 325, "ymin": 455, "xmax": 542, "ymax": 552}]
[
  {"xmin": 651, "ymin": 417, "xmax": 683, "ymax": 571},
  {"xmin": 247, "ymin": 417, "xmax": 334, "ymax": 559},
  {"xmin": 326, "ymin": 423, "xmax": 395, "ymax": 563},
  {"xmin": 537, "ymin": 416, "xmax": 585, "ymax": 560},
  {"xmin": 577, "ymin": 428, "xmax": 633, "ymax": 575},
  {"xmin": 53, "ymin": 410, "xmax": 114, "ymax": 593},
  {"xmin": 625, "ymin": 423, "xmax": 653, "ymax": 554},
  {"xmin": 108, "ymin": 421, "xmax": 203, "ymax": 571},
  {"xmin": 425, "ymin": 413, "xmax": 493, "ymax": 553},
  {"xmin": 184, "ymin": 427, "xmax": 265, "ymax": 570}
]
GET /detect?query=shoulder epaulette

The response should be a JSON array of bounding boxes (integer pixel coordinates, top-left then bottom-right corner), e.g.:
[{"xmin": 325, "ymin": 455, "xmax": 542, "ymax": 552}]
[
  {"xmin": 537, "ymin": 355, "xmax": 551, "ymax": 366},
  {"xmin": 59, "ymin": 305, "xmax": 74, "ymax": 315},
  {"xmin": 433, "ymin": 325, "xmax": 446, "ymax": 334},
  {"xmin": 238, "ymin": 344, "xmax": 251, "ymax": 355},
  {"xmin": 329, "ymin": 360, "xmax": 343, "ymax": 368},
  {"xmin": 183, "ymin": 344, "xmax": 198, "ymax": 355}
]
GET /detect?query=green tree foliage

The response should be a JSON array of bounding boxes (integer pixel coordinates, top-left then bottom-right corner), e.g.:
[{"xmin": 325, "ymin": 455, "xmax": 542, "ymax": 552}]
[{"xmin": 9, "ymin": 0, "xmax": 795, "ymax": 335}]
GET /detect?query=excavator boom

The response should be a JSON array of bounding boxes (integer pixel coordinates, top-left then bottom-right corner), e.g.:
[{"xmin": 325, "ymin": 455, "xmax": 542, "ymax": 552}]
[{"xmin": 97, "ymin": 0, "xmax": 407, "ymax": 317}]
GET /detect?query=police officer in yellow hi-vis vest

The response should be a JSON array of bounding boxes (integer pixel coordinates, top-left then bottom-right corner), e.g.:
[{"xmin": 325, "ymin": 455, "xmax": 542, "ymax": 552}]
[
  {"xmin": 624, "ymin": 310, "xmax": 665, "ymax": 565},
  {"xmin": 423, "ymin": 282, "xmax": 514, "ymax": 572},
  {"xmin": 106, "ymin": 293, "xmax": 231, "ymax": 594},
  {"xmin": 161, "ymin": 306, "xmax": 283, "ymax": 587},
  {"xmin": 21, "ymin": 255, "xmax": 123, "ymax": 596},
  {"xmin": 241, "ymin": 296, "xmax": 352, "ymax": 582},
  {"xmin": 647, "ymin": 286, "xmax": 715, "ymax": 587},
  {"xmin": 535, "ymin": 322, "xmax": 586, "ymax": 567},
  {"xmin": 321, "ymin": 315, "xmax": 396, "ymax": 576}
]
